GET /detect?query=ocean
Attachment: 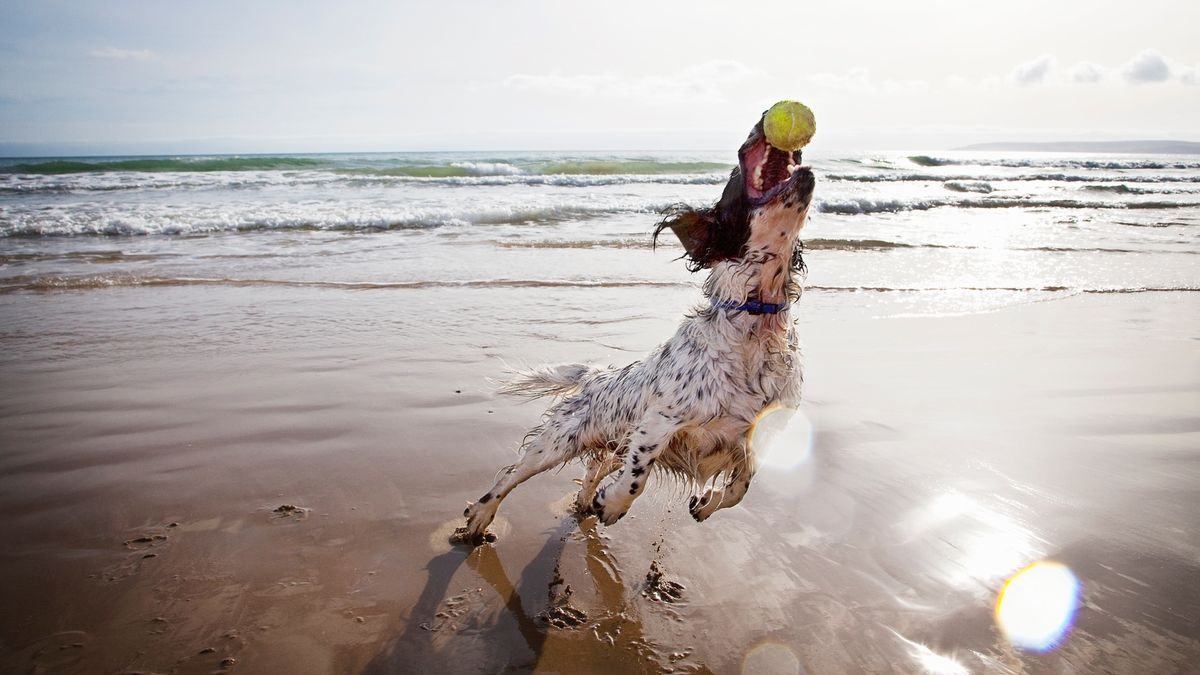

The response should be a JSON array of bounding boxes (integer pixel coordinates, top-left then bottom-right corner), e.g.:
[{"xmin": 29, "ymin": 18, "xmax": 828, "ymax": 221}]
[{"xmin": 2, "ymin": 150, "xmax": 1197, "ymax": 317}]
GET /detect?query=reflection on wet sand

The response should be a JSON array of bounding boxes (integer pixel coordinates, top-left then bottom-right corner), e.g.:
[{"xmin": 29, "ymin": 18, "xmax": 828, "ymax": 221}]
[{"xmin": 367, "ymin": 517, "xmax": 704, "ymax": 674}]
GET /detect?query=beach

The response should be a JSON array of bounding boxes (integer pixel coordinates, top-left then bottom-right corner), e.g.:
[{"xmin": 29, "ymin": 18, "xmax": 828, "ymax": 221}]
[{"xmin": 1, "ymin": 152, "xmax": 1199, "ymax": 673}]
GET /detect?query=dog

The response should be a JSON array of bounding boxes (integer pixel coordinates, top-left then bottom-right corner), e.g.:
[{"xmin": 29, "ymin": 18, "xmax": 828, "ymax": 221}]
[{"xmin": 459, "ymin": 110, "xmax": 815, "ymax": 544}]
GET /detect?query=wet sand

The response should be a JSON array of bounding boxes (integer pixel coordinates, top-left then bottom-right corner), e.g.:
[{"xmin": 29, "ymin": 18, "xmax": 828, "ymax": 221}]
[{"xmin": 1, "ymin": 286, "xmax": 1198, "ymax": 673}]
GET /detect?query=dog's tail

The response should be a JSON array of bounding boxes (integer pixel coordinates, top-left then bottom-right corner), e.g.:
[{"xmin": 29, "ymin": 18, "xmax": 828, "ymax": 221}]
[{"xmin": 496, "ymin": 363, "xmax": 596, "ymax": 399}]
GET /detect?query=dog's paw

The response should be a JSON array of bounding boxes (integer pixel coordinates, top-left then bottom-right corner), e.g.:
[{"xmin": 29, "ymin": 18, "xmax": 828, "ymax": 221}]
[
  {"xmin": 457, "ymin": 501, "xmax": 498, "ymax": 545},
  {"xmin": 591, "ymin": 488, "xmax": 628, "ymax": 527},
  {"xmin": 599, "ymin": 508, "xmax": 628, "ymax": 526},
  {"xmin": 688, "ymin": 491, "xmax": 719, "ymax": 522},
  {"xmin": 450, "ymin": 526, "xmax": 496, "ymax": 546}
]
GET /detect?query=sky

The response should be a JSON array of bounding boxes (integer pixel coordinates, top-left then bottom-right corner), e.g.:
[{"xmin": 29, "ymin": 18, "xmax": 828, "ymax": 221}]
[{"xmin": 1, "ymin": 0, "xmax": 1199, "ymax": 155}]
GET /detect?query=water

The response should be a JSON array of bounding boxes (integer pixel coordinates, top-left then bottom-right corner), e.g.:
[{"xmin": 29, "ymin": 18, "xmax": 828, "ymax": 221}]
[{"xmin": 1, "ymin": 150, "xmax": 1197, "ymax": 317}]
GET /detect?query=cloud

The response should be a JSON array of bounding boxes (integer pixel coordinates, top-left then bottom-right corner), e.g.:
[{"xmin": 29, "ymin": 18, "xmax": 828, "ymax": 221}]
[
  {"xmin": 499, "ymin": 60, "xmax": 760, "ymax": 104},
  {"xmin": 1009, "ymin": 54, "xmax": 1055, "ymax": 85},
  {"xmin": 1121, "ymin": 49, "xmax": 1171, "ymax": 84},
  {"xmin": 808, "ymin": 67, "xmax": 928, "ymax": 94},
  {"xmin": 1067, "ymin": 61, "xmax": 1105, "ymax": 84},
  {"xmin": 90, "ymin": 47, "xmax": 156, "ymax": 61},
  {"xmin": 1001, "ymin": 51, "xmax": 1196, "ymax": 86}
]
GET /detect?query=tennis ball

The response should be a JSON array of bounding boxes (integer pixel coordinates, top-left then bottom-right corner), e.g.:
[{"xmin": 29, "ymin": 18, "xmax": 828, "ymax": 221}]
[{"xmin": 763, "ymin": 100, "xmax": 815, "ymax": 151}]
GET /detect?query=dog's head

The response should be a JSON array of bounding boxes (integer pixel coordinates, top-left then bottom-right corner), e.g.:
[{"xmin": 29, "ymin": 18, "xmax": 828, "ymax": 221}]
[{"xmin": 655, "ymin": 113, "xmax": 816, "ymax": 272}]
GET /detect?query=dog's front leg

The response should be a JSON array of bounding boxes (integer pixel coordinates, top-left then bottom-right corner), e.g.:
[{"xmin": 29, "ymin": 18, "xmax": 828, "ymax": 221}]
[{"xmin": 592, "ymin": 411, "xmax": 681, "ymax": 526}]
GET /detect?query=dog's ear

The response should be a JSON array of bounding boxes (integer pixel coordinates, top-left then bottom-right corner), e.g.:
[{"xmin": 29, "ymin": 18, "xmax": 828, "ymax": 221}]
[
  {"xmin": 655, "ymin": 165, "xmax": 754, "ymax": 271},
  {"xmin": 663, "ymin": 209, "xmax": 709, "ymax": 260},
  {"xmin": 654, "ymin": 205, "xmax": 714, "ymax": 270}
]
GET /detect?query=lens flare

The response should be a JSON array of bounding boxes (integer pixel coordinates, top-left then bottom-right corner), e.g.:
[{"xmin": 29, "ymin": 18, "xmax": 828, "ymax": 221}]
[
  {"xmin": 748, "ymin": 406, "xmax": 814, "ymax": 470},
  {"xmin": 995, "ymin": 560, "xmax": 1080, "ymax": 651},
  {"xmin": 742, "ymin": 641, "xmax": 804, "ymax": 674}
]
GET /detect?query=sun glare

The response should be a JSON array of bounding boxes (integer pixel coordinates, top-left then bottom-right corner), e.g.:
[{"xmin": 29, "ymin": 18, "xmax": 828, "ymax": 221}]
[
  {"xmin": 890, "ymin": 630, "xmax": 969, "ymax": 675},
  {"xmin": 995, "ymin": 560, "xmax": 1081, "ymax": 652},
  {"xmin": 748, "ymin": 406, "xmax": 815, "ymax": 470}
]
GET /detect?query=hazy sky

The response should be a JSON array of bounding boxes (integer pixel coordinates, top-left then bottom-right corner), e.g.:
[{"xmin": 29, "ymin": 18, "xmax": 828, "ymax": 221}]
[{"xmin": 2, "ymin": 0, "xmax": 1198, "ymax": 154}]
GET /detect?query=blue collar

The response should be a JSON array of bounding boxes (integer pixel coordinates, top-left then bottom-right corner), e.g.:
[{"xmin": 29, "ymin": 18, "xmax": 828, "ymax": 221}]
[{"xmin": 711, "ymin": 298, "xmax": 791, "ymax": 315}]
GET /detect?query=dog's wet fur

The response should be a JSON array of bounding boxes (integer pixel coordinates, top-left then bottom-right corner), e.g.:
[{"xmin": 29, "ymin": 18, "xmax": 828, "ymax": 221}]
[{"xmin": 460, "ymin": 112, "xmax": 816, "ymax": 544}]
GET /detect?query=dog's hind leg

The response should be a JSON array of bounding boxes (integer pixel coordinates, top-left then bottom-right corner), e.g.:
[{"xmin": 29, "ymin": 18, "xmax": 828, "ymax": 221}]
[
  {"xmin": 576, "ymin": 452, "xmax": 621, "ymax": 515},
  {"xmin": 689, "ymin": 457, "xmax": 756, "ymax": 522},
  {"xmin": 592, "ymin": 411, "xmax": 683, "ymax": 526},
  {"xmin": 462, "ymin": 433, "xmax": 569, "ymax": 543}
]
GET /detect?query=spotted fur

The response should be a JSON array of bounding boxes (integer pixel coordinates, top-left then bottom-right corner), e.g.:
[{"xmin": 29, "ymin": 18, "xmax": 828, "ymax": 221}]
[{"xmin": 460, "ymin": 127, "xmax": 817, "ymax": 543}]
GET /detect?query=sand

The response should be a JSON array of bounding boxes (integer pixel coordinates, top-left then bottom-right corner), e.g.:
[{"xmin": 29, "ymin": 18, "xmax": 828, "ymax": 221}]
[{"xmin": 1, "ymin": 285, "xmax": 1198, "ymax": 673}]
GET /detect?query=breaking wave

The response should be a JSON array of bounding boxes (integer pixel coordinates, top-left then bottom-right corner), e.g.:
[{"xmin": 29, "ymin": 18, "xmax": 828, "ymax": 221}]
[
  {"xmin": 943, "ymin": 181, "xmax": 993, "ymax": 193},
  {"xmin": 817, "ymin": 199, "xmax": 935, "ymax": 215},
  {"xmin": 0, "ymin": 171, "xmax": 730, "ymax": 195},
  {"xmin": 827, "ymin": 172, "xmax": 1200, "ymax": 184},
  {"xmin": 909, "ymin": 155, "xmax": 1200, "ymax": 170},
  {"xmin": 5, "ymin": 193, "xmax": 1197, "ymax": 235},
  {"xmin": 816, "ymin": 196, "xmax": 1199, "ymax": 215},
  {"xmin": 2, "ymin": 157, "xmax": 328, "ymax": 174},
  {"xmin": 1, "ymin": 155, "xmax": 731, "ymax": 178},
  {"xmin": 0, "ymin": 198, "xmax": 676, "ymax": 237}
]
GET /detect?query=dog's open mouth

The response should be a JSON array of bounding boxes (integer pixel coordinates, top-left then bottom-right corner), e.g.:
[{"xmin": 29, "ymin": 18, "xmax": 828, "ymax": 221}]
[
  {"xmin": 740, "ymin": 132, "xmax": 812, "ymax": 204},
  {"xmin": 656, "ymin": 112, "xmax": 818, "ymax": 267}
]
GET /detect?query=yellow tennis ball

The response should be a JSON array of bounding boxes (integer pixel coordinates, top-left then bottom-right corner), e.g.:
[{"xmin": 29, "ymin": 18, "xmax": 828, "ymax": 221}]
[{"xmin": 763, "ymin": 100, "xmax": 815, "ymax": 151}]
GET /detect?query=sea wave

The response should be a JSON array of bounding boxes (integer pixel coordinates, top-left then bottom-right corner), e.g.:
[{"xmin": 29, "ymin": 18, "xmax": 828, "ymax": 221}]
[
  {"xmin": 0, "ymin": 273, "xmax": 693, "ymax": 293},
  {"xmin": 827, "ymin": 172, "xmax": 1200, "ymax": 184},
  {"xmin": 493, "ymin": 237, "xmax": 960, "ymax": 252},
  {"xmin": 1076, "ymin": 184, "xmax": 1200, "ymax": 195},
  {"xmin": 335, "ymin": 160, "xmax": 731, "ymax": 177},
  {"xmin": 0, "ymin": 169, "xmax": 730, "ymax": 195},
  {"xmin": 8, "ymin": 154, "xmax": 1200, "ymax": 195},
  {"xmin": 494, "ymin": 238, "xmax": 655, "ymax": 250},
  {"xmin": 449, "ymin": 161, "xmax": 524, "ymax": 176},
  {"xmin": 5, "ymin": 271, "xmax": 1197, "ymax": 296},
  {"xmin": 817, "ymin": 198, "xmax": 936, "ymax": 215},
  {"xmin": 0, "ymin": 156, "xmax": 732, "ymax": 178},
  {"xmin": 816, "ymin": 196, "xmax": 1200, "ymax": 215},
  {"xmin": 943, "ymin": 180, "xmax": 994, "ymax": 193},
  {"xmin": 337, "ymin": 173, "xmax": 730, "ymax": 187},
  {"xmin": 908, "ymin": 155, "xmax": 1200, "ymax": 170},
  {"xmin": 5, "ymin": 192, "xmax": 1196, "ymax": 235},
  {"xmin": 0, "ymin": 250, "xmax": 173, "ymax": 265},
  {"xmin": 1114, "ymin": 219, "xmax": 1197, "ymax": 228},
  {"xmin": 0, "ymin": 199, "xmax": 674, "ymax": 237},
  {"xmin": 1, "ymin": 156, "xmax": 328, "ymax": 174},
  {"xmin": 538, "ymin": 160, "xmax": 730, "ymax": 175}
]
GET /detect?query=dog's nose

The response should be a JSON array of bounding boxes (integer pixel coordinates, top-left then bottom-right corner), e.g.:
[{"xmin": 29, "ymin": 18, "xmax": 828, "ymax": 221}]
[{"xmin": 791, "ymin": 167, "xmax": 815, "ymax": 191}]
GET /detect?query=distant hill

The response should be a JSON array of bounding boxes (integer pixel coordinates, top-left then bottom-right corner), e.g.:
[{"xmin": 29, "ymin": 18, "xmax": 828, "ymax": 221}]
[{"xmin": 952, "ymin": 140, "xmax": 1200, "ymax": 154}]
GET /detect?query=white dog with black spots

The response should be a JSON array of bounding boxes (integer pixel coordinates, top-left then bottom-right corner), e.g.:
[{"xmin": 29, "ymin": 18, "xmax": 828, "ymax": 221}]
[{"xmin": 461, "ymin": 113, "xmax": 815, "ymax": 543}]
